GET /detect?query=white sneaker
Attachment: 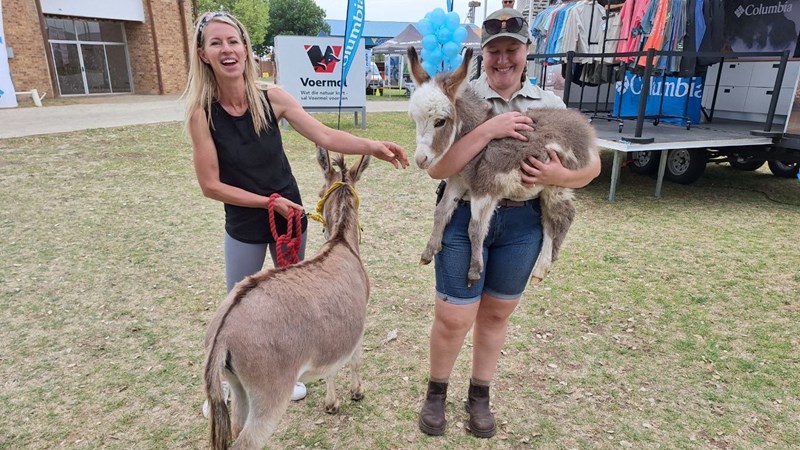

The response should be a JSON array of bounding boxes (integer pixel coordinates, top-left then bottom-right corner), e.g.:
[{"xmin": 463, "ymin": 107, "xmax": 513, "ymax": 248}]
[
  {"xmin": 202, "ymin": 382, "xmax": 230, "ymax": 418},
  {"xmin": 202, "ymin": 382, "xmax": 303, "ymax": 417},
  {"xmin": 291, "ymin": 382, "xmax": 307, "ymax": 401}
]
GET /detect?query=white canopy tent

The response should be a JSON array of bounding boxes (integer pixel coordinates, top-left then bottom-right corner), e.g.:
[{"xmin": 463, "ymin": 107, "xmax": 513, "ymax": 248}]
[{"xmin": 371, "ymin": 24, "xmax": 481, "ymax": 92}]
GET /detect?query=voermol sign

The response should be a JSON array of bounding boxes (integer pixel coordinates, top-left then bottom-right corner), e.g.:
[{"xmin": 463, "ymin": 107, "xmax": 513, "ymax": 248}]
[{"xmin": 274, "ymin": 36, "xmax": 366, "ymax": 109}]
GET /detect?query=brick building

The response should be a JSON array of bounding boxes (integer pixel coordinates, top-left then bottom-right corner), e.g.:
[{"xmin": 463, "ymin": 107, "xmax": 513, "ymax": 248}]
[{"xmin": 2, "ymin": 0, "xmax": 194, "ymax": 97}]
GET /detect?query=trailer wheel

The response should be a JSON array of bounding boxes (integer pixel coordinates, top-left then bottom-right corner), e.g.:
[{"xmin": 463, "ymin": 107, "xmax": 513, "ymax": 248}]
[
  {"xmin": 768, "ymin": 160, "xmax": 800, "ymax": 178},
  {"xmin": 665, "ymin": 149, "xmax": 707, "ymax": 184},
  {"xmin": 729, "ymin": 155, "xmax": 766, "ymax": 171},
  {"xmin": 628, "ymin": 151, "xmax": 660, "ymax": 175}
]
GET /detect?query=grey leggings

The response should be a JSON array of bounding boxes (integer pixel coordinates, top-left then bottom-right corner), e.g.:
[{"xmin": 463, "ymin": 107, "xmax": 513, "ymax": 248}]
[{"xmin": 224, "ymin": 231, "xmax": 308, "ymax": 293}]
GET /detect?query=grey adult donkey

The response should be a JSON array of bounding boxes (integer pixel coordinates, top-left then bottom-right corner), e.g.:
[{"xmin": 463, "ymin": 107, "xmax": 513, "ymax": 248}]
[{"xmin": 204, "ymin": 148, "xmax": 370, "ymax": 450}]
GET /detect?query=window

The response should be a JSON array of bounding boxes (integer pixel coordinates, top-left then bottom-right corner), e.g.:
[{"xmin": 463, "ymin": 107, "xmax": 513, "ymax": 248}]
[{"xmin": 46, "ymin": 18, "xmax": 76, "ymax": 40}]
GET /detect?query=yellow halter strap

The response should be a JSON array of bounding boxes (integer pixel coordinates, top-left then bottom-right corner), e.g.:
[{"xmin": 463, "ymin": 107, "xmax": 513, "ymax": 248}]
[{"xmin": 306, "ymin": 181, "xmax": 360, "ymax": 228}]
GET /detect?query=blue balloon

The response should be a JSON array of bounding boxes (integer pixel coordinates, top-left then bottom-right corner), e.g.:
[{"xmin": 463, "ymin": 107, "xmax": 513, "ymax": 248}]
[
  {"xmin": 427, "ymin": 47, "xmax": 444, "ymax": 64},
  {"xmin": 449, "ymin": 54, "xmax": 464, "ymax": 69},
  {"xmin": 421, "ymin": 48, "xmax": 437, "ymax": 64},
  {"xmin": 421, "ymin": 34, "xmax": 439, "ymax": 51},
  {"xmin": 442, "ymin": 41, "xmax": 460, "ymax": 58},
  {"xmin": 446, "ymin": 12, "xmax": 460, "ymax": 31},
  {"xmin": 452, "ymin": 26, "xmax": 468, "ymax": 44},
  {"xmin": 421, "ymin": 60, "xmax": 439, "ymax": 77},
  {"xmin": 421, "ymin": 47, "xmax": 432, "ymax": 60},
  {"xmin": 429, "ymin": 8, "xmax": 446, "ymax": 27},
  {"xmin": 417, "ymin": 18, "xmax": 432, "ymax": 36},
  {"xmin": 436, "ymin": 27, "xmax": 452, "ymax": 45}
]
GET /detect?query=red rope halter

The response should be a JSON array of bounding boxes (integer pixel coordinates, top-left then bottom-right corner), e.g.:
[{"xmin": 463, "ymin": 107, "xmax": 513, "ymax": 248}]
[{"xmin": 267, "ymin": 193, "xmax": 303, "ymax": 267}]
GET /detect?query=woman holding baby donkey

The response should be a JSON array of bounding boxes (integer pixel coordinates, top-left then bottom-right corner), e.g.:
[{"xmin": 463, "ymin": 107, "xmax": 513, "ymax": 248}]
[
  {"xmin": 417, "ymin": 8, "xmax": 601, "ymax": 438},
  {"xmin": 183, "ymin": 11, "xmax": 408, "ymax": 415}
]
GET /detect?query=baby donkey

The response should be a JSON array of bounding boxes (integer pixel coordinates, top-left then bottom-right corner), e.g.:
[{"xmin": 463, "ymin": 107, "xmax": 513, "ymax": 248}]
[{"xmin": 407, "ymin": 47, "xmax": 598, "ymax": 285}]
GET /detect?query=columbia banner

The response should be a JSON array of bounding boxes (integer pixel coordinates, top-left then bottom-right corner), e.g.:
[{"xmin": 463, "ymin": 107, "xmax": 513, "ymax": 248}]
[
  {"xmin": 340, "ymin": 0, "xmax": 364, "ymax": 84},
  {"xmin": 0, "ymin": 2, "xmax": 18, "ymax": 108},
  {"xmin": 726, "ymin": 0, "xmax": 800, "ymax": 56},
  {"xmin": 613, "ymin": 70, "xmax": 703, "ymax": 126}
]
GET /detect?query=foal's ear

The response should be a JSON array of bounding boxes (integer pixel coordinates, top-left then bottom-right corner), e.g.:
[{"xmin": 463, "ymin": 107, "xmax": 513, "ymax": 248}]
[
  {"xmin": 443, "ymin": 48, "xmax": 473, "ymax": 99},
  {"xmin": 407, "ymin": 47, "xmax": 430, "ymax": 86},
  {"xmin": 348, "ymin": 155, "xmax": 371, "ymax": 183}
]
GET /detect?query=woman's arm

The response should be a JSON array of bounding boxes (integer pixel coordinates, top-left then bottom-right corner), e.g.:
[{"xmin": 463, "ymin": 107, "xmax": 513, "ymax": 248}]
[
  {"xmin": 187, "ymin": 107, "xmax": 303, "ymax": 217},
  {"xmin": 266, "ymin": 87, "xmax": 409, "ymax": 168},
  {"xmin": 426, "ymin": 111, "xmax": 535, "ymax": 179},
  {"xmin": 520, "ymin": 149, "xmax": 602, "ymax": 189}
]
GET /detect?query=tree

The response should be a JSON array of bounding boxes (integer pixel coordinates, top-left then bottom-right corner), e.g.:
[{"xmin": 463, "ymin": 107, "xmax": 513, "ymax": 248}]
[
  {"xmin": 196, "ymin": 0, "xmax": 270, "ymax": 54},
  {"xmin": 263, "ymin": 0, "xmax": 330, "ymax": 48}
]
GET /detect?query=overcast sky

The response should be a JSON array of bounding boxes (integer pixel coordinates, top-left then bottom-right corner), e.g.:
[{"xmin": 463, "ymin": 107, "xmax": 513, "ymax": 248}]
[{"xmin": 314, "ymin": 0, "xmax": 511, "ymax": 24}]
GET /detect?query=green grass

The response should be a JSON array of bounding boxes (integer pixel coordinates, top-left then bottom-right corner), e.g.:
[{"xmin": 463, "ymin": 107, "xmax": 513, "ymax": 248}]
[{"xmin": 1, "ymin": 112, "xmax": 799, "ymax": 449}]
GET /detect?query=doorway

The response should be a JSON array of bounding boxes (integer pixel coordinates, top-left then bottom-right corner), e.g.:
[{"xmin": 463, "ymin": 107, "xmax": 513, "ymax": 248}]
[{"xmin": 46, "ymin": 17, "xmax": 132, "ymax": 96}]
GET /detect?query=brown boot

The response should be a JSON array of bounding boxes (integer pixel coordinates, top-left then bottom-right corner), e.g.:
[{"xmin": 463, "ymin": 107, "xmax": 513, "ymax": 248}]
[
  {"xmin": 466, "ymin": 380, "xmax": 496, "ymax": 438},
  {"xmin": 418, "ymin": 380, "xmax": 448, "ymax": 436}
]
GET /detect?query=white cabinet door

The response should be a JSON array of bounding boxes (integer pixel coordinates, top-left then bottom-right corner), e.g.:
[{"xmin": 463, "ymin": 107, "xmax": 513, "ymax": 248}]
[
  {"xmin": 744, "ymin": 87, "xmax": 795, "ymax": 116},
  {"xmin": 708, "ymin": 85, "xmax": 748, "ymax": 111},
  {"xmin": 748, "ymin": 61, "xmax": 800, "ymax": 88},
  {"xmin": 704, "ymin": 62, "xmax": 753, "ymax": 87}
]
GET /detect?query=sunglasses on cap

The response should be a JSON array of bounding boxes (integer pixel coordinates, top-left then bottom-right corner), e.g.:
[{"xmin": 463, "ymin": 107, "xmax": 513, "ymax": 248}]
[{"xmin": 483, "ymin": 16, "xmax": 525, "ymax": 35}]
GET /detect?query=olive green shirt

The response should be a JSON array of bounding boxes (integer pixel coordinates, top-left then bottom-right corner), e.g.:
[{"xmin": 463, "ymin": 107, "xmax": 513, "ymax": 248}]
[{"xmin": 469, "ymin": 73, "xmax": 566, "ymax": 114}]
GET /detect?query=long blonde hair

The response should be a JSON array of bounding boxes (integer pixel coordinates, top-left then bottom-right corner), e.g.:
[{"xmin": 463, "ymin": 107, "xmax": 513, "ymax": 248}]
[{"xmin": 182, "ymin": 11, "xmax": 271, "ymax": 136}]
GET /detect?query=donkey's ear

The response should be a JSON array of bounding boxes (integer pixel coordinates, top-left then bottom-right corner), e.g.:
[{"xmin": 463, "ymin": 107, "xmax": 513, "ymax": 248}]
[
  {"xmin": 442, "ymin": 48, "xmax": 473, "ymax": 99},
  {"xmin": 316, "ymin": 146, "xmax": 334, "ymax": 176},
  {"xmin": 348, "ymin": 155, "xmax": 371, "ymax": 183},
  {"xmin": 407, "ymin": 46, "xmax": 429, "ymax": 86}
]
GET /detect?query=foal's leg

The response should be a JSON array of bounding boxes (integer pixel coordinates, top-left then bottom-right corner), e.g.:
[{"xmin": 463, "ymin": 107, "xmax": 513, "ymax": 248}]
[
  {"xmin": 421, "ymin": 181, "xmax": 465, "ymax": 264},
  {"xmin": 530, "ymin": 220, "xmax": 554, "ymax": 284},
  {"xmin": 530, "ymin": 188, "xmax": 575, "ymax": 283},
  {"xmin": 467, "ymin": 196, "xmax": 498, "ymax": 285},
  {"xmin": 548, "ymin": 193, "xmax": 576, "ymax": 262}
]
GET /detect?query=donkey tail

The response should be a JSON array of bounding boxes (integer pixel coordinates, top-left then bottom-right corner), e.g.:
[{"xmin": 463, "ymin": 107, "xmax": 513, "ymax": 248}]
[{"xmin": 205, "ymin": 335, "xmax": 231, "ymax": 449}]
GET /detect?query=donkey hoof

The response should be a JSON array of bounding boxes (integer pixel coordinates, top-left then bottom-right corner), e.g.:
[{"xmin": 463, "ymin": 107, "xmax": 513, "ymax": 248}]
[
  {"xmin": 467, "ymin": 270, "xmax": 481, "ymax": 285},
  {"xmin": 325, "ymin": 400, "xmax": 340, "ymax": 414},
  {"xmin": 351, "ymin": 388, "xmax": 364, "ymax": 402},
  {"xmin": 529, "ymin": 275, "xmax": 544, "ymax": 285},
  {"xmin": 420, "ymin": 250, "xmax": 435, "ymax": 265}
]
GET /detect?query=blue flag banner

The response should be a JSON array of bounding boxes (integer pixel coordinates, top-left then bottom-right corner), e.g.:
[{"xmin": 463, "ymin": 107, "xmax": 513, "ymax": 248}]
[
  {"xmin": 341, "ymin": 0, "xmax": 365, "ymax": 84},
  {"xmin": 613, "ymin": 70, "xmax": 703, "ymax": 126},
  {"xmin": 447, "ymin": 0, "xmax": 453, "ymax": 12},
  {"xmin": 0, "ymin": 2, "xmax": 19, "ymax": 108}
]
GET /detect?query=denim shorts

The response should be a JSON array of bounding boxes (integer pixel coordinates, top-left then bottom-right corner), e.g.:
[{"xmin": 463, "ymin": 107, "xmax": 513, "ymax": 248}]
[{"xmin": 434, "ymin": 199, "xmax": 543, "ymax": 305}]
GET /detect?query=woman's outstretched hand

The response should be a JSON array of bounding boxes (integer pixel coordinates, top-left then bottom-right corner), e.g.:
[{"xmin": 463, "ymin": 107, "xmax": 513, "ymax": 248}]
[{"xmin": 371, "ymin": 141, "xmax": 409, "ymax": 169}]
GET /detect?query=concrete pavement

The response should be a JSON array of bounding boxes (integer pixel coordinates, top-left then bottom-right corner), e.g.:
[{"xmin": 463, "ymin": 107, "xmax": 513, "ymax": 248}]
[{"xmin": 0, "ymin": 95, "xmax": 409, "ymax": 139}]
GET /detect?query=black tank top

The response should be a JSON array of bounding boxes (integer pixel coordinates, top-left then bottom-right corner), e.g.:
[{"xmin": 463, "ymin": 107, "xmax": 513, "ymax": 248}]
[{"xmin": 209, "ymin": 92, "xmax": 307, "ymax": 244}]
